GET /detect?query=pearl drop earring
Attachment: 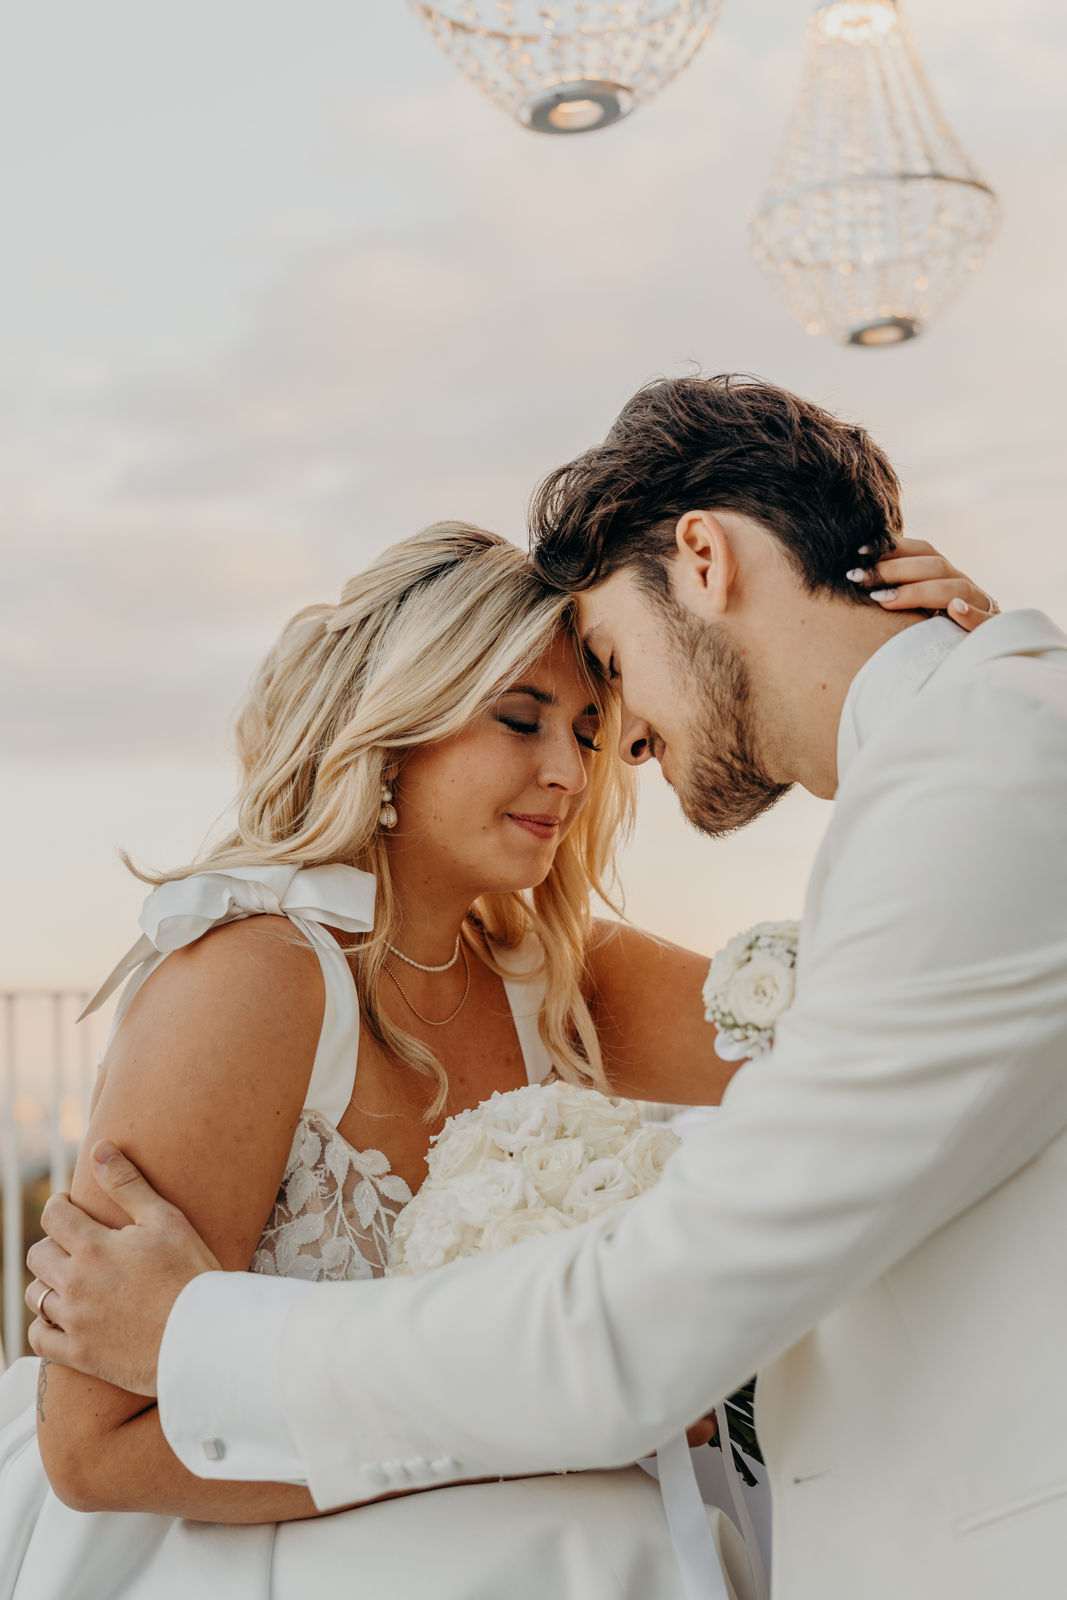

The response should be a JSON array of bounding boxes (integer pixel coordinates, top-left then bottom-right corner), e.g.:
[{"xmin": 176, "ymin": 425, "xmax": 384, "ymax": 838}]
[{"xmin": 379, "ymin": 781, "xmax": 398, "ymax": 830}]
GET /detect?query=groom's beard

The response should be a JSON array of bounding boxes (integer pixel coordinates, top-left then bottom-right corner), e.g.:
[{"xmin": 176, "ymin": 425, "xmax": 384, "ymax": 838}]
[{"xmin": 670, "ymin": 612, "xmax": 790, "ymax": 838}]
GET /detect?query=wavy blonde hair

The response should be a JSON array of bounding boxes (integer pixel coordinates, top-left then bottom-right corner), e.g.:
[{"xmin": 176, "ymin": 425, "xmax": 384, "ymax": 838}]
[{"xmin": 140, "ymin": 523, "xmax": 636, "ymax": 1117}]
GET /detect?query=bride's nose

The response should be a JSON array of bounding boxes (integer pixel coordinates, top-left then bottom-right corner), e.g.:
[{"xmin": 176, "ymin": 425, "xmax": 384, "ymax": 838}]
[{"xmin": 538, "ymin": 730, "xmax": 589, "ymax": 793}]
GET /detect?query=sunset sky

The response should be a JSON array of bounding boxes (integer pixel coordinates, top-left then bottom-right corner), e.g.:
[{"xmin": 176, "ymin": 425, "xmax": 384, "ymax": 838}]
[{"xmin": 3, "ymin": 0, "xmax": 1065, "ymax": 1023}]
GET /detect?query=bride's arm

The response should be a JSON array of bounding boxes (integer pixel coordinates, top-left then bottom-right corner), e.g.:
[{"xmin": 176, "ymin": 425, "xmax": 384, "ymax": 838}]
[
  {"xmin": 37, "ymin": 915, "xmax": 352, "ymax": 1523},
  {"xmin": 586, "ymin": 921, "xmax": 736, "ymax": 1107}
]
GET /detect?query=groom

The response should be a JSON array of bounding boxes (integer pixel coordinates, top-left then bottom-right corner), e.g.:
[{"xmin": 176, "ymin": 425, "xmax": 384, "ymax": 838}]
[{"xmin": 28, "ymin": 376, "xmax": 1067, "ymax": 1599}]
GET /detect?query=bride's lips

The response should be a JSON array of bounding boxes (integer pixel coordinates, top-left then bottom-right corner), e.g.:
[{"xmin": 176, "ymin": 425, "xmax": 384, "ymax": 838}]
[{"xmin": 507, "ymin": 813, "xmax": 562, "ymax": 841}]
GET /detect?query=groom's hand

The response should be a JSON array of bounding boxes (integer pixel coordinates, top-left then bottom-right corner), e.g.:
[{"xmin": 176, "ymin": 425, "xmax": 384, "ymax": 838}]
[{"xmin": 25, "ymin": 1141, "xmax": 220, "ymax": 1396}]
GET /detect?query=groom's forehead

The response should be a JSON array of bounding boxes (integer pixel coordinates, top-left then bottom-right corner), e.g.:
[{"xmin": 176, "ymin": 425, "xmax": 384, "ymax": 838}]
[
  {"xmin": 574, "ymin": 570, "xmax": 633, "ymax": 643},
  {"xmin": 575, "ymin": 572, "xmax": 643, "ymax": 646},
  {"xmin": 576, "ymin": 602, "xmax": 609, "ymax": 658}
]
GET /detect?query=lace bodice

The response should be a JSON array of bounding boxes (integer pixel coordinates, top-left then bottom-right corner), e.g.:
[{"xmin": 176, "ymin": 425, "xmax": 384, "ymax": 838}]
[{"xmin": 251, "ymin": 1111, "xmax": 413, "ymax": 1281}]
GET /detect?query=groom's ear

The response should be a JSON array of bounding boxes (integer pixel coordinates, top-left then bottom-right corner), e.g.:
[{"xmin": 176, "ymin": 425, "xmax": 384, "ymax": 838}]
[{"xmin": 673, "ymin": 511, "xmax": 733, "ymax": 618}]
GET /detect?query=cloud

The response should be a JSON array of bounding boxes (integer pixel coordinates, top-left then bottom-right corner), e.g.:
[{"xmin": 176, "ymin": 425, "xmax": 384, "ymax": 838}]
[{"xmin": 2, "ymin": 0, "xmax": 1065, "ymax": 773}]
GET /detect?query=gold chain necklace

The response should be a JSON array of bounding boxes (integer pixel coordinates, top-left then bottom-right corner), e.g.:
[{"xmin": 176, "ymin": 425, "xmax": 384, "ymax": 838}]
[{"xmin": 383, "ymin": 940, "xmax": 471, "ymax": 1027}]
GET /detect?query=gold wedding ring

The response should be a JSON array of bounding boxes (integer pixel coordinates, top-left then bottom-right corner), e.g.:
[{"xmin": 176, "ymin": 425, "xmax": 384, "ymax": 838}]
[{"xmin": 34, "ymin": 1283, "xmax": 60, "ymax": 1330}]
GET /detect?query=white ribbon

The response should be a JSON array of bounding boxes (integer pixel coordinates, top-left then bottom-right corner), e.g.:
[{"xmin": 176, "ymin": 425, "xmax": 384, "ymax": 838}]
[
  {"xmin": 715, "ymin": 1401, "xmax": 769, "ymax": 1600},
  {"xmin": 79, "ymin": 862, "xmax": 377, "ymax": 1022},
  {"xmin": 657, "ymin": 1405, "xmax": 769, "ymax": 1600},
  {"xmin": 658, "ymin": 1430, "xmax": 733, "ymax": 1600}
]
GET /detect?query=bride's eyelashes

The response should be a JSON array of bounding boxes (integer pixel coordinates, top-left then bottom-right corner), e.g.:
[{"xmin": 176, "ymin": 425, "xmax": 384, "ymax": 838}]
[
  {"xmin": 495, "ymin": 714, "xmax": 601, "ymax": 754},
  {"xmin": 498, "ymin": 714, "xmax": 539, "ymax": 737}
]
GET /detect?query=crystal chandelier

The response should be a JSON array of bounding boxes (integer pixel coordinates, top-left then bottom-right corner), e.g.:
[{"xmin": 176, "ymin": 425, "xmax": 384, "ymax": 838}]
[
  {"xmin": 410, "ymin": 1, "xmax": 722, "ymax": 135},
  {"xmin": 749, "ymin": 1, "xmax": 1000, "ymax": 346}
]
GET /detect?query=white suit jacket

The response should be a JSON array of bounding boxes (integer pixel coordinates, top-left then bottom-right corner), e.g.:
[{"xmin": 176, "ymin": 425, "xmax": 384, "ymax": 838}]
[{"xmin": 163, "ymin": 609, "xmax": 1067, "ymax": 1600}]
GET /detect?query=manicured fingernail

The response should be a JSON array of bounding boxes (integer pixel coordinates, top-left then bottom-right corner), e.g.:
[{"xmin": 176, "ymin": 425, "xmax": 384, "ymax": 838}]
[
  {"xmin": 870, "ymin": 588, "xmax": 898, "ymax": 601},
  {"xmin": 846, "ymin": 568, "xmax": 868, "ymax": 583},
  {"xmin": 857, "ymin": 545, "xmax": 872, "ymax": 556},
  {"xmin": 950, "ymin": 598, "xmax": 969, "ymax": 615},
  {"xmin": 93, "ymin": 1140, "xmax": 120, "ymax": 1165}
]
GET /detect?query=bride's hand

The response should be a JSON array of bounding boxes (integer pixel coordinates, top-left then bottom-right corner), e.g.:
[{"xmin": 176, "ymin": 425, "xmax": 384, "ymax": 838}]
[
  {"xmin": 848, "ymin": 537, "xmax": 999, "ymax": 631},
  {"xmin": 685, "ymin": 1411, "xmax": 718, "ymax": 1448}
]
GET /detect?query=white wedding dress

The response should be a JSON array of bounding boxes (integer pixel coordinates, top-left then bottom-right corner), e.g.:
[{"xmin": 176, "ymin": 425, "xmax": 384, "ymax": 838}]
[{"xmin": 0, "ymin": 866, "xmax": 753, "ymax": 1600}]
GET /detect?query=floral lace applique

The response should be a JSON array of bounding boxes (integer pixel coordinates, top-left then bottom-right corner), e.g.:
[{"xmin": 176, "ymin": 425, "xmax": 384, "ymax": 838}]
[{"xmin": 251, "ymin": 1110, "xmax": 413, "ymax": 1282}]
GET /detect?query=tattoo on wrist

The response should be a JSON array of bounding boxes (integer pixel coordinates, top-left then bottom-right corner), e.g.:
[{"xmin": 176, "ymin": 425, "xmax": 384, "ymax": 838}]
[{"xmin": 36, "ymin": 1358, "xmax": 52, "ymax": 1423}]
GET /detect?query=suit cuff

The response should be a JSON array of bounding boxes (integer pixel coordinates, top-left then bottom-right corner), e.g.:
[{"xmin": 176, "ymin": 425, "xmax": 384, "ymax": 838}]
[{"xmin": 158, "ymin": 1270, "xmax": 313, "ymax": 1483}]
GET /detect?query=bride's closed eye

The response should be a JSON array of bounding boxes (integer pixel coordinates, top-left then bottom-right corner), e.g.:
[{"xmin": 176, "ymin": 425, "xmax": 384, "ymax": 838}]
[{"xmin": 496, "ymin": 713, "xmax": 601, "ymax": 754}]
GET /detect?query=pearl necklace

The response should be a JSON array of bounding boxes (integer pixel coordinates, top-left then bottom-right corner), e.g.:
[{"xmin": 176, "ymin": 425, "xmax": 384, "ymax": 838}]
[
  {"xmin": 384, "ymin": 934, "xmax": 462, "ymax": 973},
  {"xmin": 383, "ymin": 942, "xmax": 471, "ymax": 1027}
]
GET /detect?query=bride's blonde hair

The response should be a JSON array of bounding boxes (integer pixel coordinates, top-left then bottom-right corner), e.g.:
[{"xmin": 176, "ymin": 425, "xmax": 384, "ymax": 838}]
[{"xmin": 140, "ymin": 523, "xmax": 635, "ymax": 1117}]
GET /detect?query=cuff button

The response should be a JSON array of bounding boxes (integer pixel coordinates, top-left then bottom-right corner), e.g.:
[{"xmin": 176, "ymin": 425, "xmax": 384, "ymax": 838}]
[{"xmin": 201, "ymin": 1438, "xmax": 226, "ymax": 1462}]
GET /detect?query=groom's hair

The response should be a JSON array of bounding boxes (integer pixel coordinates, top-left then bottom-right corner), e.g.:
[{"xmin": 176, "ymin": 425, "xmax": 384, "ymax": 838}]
[{"xmin": 529, "ymin": 373, "xmax": 903, "ymax": 601}]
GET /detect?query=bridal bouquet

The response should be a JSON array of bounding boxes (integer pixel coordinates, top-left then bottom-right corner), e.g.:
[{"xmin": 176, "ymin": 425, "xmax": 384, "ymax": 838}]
[
  {"xmin": 702, "ymin": 919, "xmax": 800, "ymax": 1062},
  {"xmin": 386, "ymin": 1082, "xmax": 680, "ymax": 1277}
]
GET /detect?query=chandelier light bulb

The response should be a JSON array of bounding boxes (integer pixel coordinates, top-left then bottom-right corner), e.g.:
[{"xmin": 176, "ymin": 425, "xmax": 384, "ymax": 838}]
[
  {"xmin": 410, "ymin": 1, "xmax": 722, "ymax": 135},
  {"xmin": 749, "ymin": 0, "xmax": 1000, "ymax": 346}
]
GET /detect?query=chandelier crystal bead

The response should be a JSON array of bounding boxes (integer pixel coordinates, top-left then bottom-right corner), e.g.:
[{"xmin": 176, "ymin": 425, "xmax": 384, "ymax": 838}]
[
  {"xmin": 410, "ymin": 0, "xmax": 722, "ymax": 134},
  {"xmin": 748, "ymin": 1, "xmax": 1000, "ymax": 346}
]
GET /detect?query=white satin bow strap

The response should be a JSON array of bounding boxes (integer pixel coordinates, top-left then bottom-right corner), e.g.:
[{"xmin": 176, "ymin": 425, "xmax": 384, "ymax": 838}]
[{"xmin": 79, "ymin": 864, "xmax": 377, "ymax": 1126}]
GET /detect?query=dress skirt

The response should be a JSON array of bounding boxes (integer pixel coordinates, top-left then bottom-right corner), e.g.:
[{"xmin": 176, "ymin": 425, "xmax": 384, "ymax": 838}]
[{"xmin": 0, "ymin": 1357, "xmax": 752, "ymax": 1600}]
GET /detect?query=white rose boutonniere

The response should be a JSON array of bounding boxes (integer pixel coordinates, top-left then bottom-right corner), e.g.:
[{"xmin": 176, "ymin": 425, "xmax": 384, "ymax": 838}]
[{"xmin": 703, "ymin": 918, "xmax": 800, "ymax": 1061}]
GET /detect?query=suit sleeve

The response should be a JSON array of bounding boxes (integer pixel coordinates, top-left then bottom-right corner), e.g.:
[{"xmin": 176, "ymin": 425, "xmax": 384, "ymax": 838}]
[
  {"xmin": 178, "ymin": 682, "xmax": 1067, "ymax": 1510},
  {"xmin": 158, "ymin": 1270, "xmax": 312, "ymax": 1483}
]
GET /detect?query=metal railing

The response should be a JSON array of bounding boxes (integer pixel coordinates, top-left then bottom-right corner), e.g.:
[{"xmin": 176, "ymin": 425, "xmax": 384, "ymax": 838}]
[{"xmin": 1, "ymin": 991, "xmax": 101, "ymax": 1366}]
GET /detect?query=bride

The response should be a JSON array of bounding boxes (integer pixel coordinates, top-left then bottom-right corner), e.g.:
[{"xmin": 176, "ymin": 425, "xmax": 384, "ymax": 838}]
[{"xmin": 0, "ymin": 522, "xmax": 989, "ymax": 1600}]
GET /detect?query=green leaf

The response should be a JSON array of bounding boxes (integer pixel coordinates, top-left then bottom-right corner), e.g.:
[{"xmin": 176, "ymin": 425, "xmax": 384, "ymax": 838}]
[{"xmin": 707, "ymin": 1375, "xmax": 765, "ymax": 1482}]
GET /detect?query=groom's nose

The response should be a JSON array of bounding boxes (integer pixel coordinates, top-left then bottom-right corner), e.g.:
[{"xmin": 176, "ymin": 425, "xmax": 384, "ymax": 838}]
[{"xmin": 618, "ymin": 711, "xmax": 654, "ymax": 766}]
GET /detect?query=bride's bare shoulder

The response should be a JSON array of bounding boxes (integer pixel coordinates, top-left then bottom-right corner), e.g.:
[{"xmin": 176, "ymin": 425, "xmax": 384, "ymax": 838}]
[{"xmin": 120, "ymin": 912, "xmax": 324, "ymax": 1034}]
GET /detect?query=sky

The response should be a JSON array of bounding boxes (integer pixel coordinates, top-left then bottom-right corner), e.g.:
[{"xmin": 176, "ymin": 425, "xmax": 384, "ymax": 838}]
[{"xmin": 2, "ymin": 0, "xmax": 1065, "ymax": 1035}]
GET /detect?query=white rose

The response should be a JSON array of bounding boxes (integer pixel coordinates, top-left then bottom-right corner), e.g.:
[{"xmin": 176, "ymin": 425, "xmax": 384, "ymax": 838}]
[
  {"xmin": 481, "ymin": 1207, "xmax": 576, "ymax": 1252},
  {"xmin": 618, "ymin": 1125, "xmax": 681, "ymax": 1191},
  {"xmin": 520, "ymin": 1137, "xmax": 587, "ymax": 1207},
  {"xmin": 703, "ymin": 931, "xmax": 751, "ymax": 1011},
  {"xmin": 389, "ymin": 1187, "xmax": 472, "ymax": 1275},
  {"xmin": 388, "ymin": 1194, "xmax": 419, "ymax": 1259},
  {"xmin": 562, "ymin": 1156, "xmax": 639, "ymax": 1223},
  {"xmin": 726, "ymin": 953, "xmax": 795, "ymax": 1027},
  {"xmin": 557, "ymin": 1088, "xmax": 640, "ymax": 1158},
  {"xmin": 751, "ymin": 919, "xmax": 800, "ymax": 954},
  {"xmin": 427, "ymin": 1123, "xmax": 505, "ymax": 1184},
  {"xmin": 451, "ymin": 1162, "xmax": 534, "ymax": 1229},
  {"xmin": 482, "ymin": 1084, "xmax": 562, "ymax": 1155}
]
